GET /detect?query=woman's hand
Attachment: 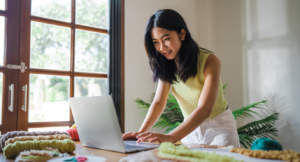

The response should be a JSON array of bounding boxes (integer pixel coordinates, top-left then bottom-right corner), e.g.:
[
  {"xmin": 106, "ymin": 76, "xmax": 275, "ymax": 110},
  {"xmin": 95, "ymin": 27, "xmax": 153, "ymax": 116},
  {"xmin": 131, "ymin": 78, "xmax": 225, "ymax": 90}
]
[
  {"xmin": 136, "ymin": 132, "xmax": 176, "ymax": 144},
  {"xmin": 122, "ymin": 132, "xmax": 141, "ymax": 141}
]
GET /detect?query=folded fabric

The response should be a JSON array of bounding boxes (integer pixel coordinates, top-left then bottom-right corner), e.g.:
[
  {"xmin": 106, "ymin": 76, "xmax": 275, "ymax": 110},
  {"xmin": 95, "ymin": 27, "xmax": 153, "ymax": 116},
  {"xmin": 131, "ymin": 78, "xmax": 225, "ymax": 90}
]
[
  {"xmin": 3, "ymin": 139, "xmax": 75, "ymax": 158},
  {"xmin": 5, "ymin": 134, "xmax": 71, "ymax": 147},
  {"xmin": 0, "ymin": 131, "xmax": 69, "ymax": 152},
  {"xmin": 66, "ymin": 129, "xmax": 80, "ymax": 141}
]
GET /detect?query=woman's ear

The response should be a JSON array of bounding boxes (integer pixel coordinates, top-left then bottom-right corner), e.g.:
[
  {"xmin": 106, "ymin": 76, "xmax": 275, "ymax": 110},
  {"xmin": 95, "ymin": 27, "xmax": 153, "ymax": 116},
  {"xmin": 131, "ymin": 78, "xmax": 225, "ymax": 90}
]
[{"xmin": 180, "ymin": 29, "xmax": 186, "ymax": 41}]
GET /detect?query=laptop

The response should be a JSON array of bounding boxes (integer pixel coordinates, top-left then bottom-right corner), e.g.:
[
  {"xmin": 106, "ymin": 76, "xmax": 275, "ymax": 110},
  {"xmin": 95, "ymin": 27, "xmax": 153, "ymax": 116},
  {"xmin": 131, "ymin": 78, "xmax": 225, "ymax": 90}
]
[{"xmin": 69, "ymin": 95, "xmax": 160, "ymax": 153}]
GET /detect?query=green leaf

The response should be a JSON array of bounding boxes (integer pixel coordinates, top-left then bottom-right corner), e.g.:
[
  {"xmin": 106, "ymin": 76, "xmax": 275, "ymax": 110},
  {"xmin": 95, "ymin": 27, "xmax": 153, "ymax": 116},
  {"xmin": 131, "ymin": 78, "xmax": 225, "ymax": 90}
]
[
  {"xmin": 232, "ymin": 100, "xmax": 267, "ymax": 119},
  {"xmin": 223, "ymin": 83, "xmax": 227, "ymax": 94}
]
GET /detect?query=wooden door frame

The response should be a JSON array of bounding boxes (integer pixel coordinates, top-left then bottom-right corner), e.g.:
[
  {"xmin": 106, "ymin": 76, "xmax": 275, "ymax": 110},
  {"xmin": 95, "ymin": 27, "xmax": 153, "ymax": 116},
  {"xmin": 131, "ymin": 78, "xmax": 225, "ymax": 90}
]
[
  {"xmin": 2, "ymin": 0, "xmax": 20, "ymax": 134},
  {"xmin": 17, "ymin": 0, "xmax": 30, "ymax": 131}
]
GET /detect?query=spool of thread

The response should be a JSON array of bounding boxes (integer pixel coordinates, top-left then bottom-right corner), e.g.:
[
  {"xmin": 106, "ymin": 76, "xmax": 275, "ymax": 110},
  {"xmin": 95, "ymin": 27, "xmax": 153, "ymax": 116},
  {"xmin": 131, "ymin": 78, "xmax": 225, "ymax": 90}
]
[
  {"xmin": 66, "ymin": 129, "xmax": 80, "ymax": 141},
  {"xmin": 251, "ymin": 138, "xmax": 283, "ymax": 151}
]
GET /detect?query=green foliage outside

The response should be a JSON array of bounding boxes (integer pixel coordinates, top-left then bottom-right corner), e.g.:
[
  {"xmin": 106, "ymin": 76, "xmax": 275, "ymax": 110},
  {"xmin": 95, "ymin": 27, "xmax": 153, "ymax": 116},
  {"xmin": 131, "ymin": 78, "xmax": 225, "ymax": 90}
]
[
  {"xmin": 29, "ymin": 1, "xmax": 109, "ymax": 121},
  {"xmin": 136, "ymin": 85, "xmax": 279, "ymax": 148},
  {"xmin": 30, "ymin": 0, "xmax": 108, "ymax": 99}
]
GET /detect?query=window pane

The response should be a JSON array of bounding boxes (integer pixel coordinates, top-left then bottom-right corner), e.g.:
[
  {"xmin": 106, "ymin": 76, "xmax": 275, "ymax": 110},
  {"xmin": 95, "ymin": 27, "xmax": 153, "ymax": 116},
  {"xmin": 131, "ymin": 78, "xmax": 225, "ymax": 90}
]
[
  {"xmin": 29, "ymin": 74, "xmax": 70, "ymax": 122},
  {"xmin": 0, "ymin": 73, "xmax": 2, "ymax": 125},
  {"xmin": 76, "ymin": 0, "xmax": 108, "ymax": 29},
  {"xmin": 31, "ymin": 22, "xmax": 70, "ymax": 71},
  {"xmin": 29, "ymin": 126, "xmax": 69, "ymax": 132},
  {"xmin": 0, "ymin": 17, "xmax": 4, "ymax": 66},
  {"xmin": 75, "ymin": 30, "xmax": 108, "ymax": 73},
  {"xmin": 31, "ymin": 0, "xmax": 71, "ymax": 22},
  {"xmin": 75, "ymin": 77, "xmax": 108, "ymax": 97},
  {"xmin": 0, "ymin": 0, "xmax": 5, "ymax": 10}
]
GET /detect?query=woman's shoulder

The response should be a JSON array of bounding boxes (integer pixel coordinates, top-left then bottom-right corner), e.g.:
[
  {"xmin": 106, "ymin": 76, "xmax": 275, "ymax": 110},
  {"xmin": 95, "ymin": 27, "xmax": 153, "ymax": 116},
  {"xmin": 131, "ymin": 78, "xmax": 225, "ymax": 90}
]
[
  {"xmin": 198, "ymin": 48, "xmax": 214, "ymax": 63},
  {"xmin": 197, "ymin": 48, "xmax": 218, "ymax": 73},
  {"xmin": 199, "ymin": 48, "xmax": 214, "ymax": 56}
]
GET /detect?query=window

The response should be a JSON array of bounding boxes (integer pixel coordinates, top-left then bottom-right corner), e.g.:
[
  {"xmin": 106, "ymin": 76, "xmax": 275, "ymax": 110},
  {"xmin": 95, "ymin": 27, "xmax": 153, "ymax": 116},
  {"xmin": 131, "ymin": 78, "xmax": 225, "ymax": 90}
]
[{"xmin": 0, "ymin": 0, "xmax": 124, "ymax": 134}]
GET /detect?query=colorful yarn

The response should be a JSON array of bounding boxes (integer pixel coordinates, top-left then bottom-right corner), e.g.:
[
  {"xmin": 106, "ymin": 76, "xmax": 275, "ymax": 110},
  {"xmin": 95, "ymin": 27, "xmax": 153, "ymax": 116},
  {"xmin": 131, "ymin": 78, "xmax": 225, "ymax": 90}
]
[
  {"xmin": 64, "ymin": 157, "xmax": 77, "ymax": 162},
  {"xmin": 21, "ymin": 155, "xmax": 49, "ymax": 159},
  {"xmin": 76, "ymin": 156, "xmax": 88, "ymax": 162},
  {"xmin": 20, "ymin": 149, "xmax": 60, "ymax": 158},
  {"xmin": 3, "ymin": 139, "xmax": 75, "ymax": 158},
  {"xmin": 0, "ymin": 131, "xmax": 70, "ymax": 152},
  {"xmin": 158, "ymin": 142, "xmax": 243, "ymax": 162},
  {"xmin": 5, "ymin": 134, "xmax": 71, "ymax": 147},
  {"xmin": 71, "ymin": 124, "xmax": 77, "ymax": 129},
  {"xmin": 66, "ymin": 129, "xmax": 80, "ymax": 141},
  {"xmin": 64, "ymin": 156, "xmax": 88, "ymax": 162},
  {"xmin": 251, "ymin": 138, "xmax": 283, "ymax": 151}
]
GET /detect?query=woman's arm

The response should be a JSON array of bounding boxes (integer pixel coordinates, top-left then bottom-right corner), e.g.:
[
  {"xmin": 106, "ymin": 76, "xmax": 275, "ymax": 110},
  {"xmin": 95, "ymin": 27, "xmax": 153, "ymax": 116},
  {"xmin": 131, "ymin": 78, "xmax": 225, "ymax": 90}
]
[
  {"xmin": 136, "ymin": 54, "xmax": 221, "ymax": 143},
  {"xmin": 139, "ymin": 79, "xmax": 171, "ymax": 132},
  {"xmin": 122, "ymin": 79, "xmax": 170, "ymax": 139}
]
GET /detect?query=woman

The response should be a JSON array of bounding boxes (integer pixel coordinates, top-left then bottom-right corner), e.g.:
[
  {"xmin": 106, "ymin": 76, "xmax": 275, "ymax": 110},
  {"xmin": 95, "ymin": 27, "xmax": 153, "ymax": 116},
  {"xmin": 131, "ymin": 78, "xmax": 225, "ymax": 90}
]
[{"xmin": 122, "ymin": 9, "xmax": 240, "ymax": 148}]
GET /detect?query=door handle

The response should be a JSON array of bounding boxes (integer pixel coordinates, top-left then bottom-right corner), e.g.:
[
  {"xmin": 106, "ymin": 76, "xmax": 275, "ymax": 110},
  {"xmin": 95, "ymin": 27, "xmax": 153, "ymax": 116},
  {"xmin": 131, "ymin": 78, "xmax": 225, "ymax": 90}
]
[
  {"xmin": 21, "ymin": 85, "xmax": 27, "ymax": 112},
  {"xmin": 8, "ymin": 84, "xmax": 14, "ymax": 112},
  {"xmin": 6, "ymin": 62, "xmax": 27, "ymax": 73}
]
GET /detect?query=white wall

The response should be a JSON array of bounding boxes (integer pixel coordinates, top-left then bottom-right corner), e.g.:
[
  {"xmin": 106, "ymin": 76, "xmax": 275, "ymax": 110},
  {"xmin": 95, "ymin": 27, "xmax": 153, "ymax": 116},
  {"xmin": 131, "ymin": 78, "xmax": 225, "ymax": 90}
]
[{"xmin": 125, "ymin": 0, "xmax": 200, "ymax": 133}]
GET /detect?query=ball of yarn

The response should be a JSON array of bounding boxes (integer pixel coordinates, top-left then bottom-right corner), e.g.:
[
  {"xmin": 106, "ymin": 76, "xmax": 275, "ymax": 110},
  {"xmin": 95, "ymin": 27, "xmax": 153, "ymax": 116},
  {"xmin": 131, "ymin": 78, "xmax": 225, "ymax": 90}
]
[
  {"xmin": 66, "ymin": 129, "xmax": 80, "ymax": 141},
  {"xmin": 251, "ymin": 138, "xmax": 283, "ymax": 151}
]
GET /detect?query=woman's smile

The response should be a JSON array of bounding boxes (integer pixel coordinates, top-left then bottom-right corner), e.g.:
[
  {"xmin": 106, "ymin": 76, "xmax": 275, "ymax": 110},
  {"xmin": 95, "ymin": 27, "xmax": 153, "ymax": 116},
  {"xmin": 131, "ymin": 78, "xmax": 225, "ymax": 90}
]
[{"xmin": 163, "ymin": 50, "xmax": 172, "ymax": 57}]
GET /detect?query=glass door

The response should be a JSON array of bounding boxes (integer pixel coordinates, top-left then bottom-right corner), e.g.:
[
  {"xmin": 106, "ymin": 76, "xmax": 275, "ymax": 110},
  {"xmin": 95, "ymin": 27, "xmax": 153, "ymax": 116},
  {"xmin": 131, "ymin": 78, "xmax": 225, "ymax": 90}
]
[{"xmin": 17, "ymin": 0, "xmax": 109, "ymax": 131}]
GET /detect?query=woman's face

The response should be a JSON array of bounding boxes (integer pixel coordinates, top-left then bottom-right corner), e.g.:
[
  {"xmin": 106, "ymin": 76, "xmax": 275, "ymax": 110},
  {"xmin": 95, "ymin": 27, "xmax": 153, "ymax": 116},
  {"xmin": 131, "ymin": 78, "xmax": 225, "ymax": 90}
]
[{"xmin": 151, "ymin": 27, "xmax": 186, "ymax": 60}]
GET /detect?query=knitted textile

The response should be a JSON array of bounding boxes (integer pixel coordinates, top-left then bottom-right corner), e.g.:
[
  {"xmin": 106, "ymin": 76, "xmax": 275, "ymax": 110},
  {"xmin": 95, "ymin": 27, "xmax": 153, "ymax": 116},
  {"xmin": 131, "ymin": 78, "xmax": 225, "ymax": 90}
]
[
  {"xmin": 3, "ymin": 139, "xmax": 75, "ymax": 158},
  {"xmin": 230, "ymin": 148, "xmax": 300, "ymax": 162},
  {"xmin": 172, "ymin": 49, "xmax": 228, "ymax": 119},
  {"xmin": 66, "ymin": 129, "xmax": 80, "ymax": 141},
  {"xmin": 5, "ymin": 134, "xmax": 71, "ymax": 147},
  {"xmin": 157, "ymin": 142, "xmax": 242, "ymax": 162},
  {"xmin": 0, "ymin": 131, "xmax": 69, "ymax": 152}
]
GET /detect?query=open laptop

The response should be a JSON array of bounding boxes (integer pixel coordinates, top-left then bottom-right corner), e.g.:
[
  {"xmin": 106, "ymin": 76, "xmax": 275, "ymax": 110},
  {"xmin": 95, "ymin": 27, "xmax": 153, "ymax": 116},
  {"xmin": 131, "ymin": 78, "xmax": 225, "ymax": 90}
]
[{"xmin": 69, "ymin": 95, "xmax": 160, "ymax": 153}]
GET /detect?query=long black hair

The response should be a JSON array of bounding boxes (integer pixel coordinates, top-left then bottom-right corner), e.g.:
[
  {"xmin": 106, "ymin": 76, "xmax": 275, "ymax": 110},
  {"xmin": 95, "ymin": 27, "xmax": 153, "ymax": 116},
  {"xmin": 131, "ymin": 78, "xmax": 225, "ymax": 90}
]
[{"xmin": 144, "ymin": 9, "xmax": 206, "ymax": 84}]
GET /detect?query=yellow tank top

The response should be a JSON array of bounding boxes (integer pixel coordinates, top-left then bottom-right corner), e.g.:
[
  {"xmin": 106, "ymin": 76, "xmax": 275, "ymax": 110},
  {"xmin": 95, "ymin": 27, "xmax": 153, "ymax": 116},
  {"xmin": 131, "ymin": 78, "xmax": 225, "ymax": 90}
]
[{"xmin": 172, "ymin": 49, "xmax": 228, "ymax": 120}]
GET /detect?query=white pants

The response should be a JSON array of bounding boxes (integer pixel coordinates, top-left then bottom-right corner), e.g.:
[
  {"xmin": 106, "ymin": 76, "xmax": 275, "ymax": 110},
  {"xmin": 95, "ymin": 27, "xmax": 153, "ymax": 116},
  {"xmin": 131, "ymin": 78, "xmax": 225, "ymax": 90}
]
[{"xmin": 181, "ymin": 108, "xmax": 240, "ymax": 148}]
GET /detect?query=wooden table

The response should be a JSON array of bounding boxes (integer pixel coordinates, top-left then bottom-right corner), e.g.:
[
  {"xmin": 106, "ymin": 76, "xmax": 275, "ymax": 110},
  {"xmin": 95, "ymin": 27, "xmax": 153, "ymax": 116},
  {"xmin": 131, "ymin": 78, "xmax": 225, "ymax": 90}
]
[{"xmin": 0, "ymin": 142, "xmax": 225, "ymax": 162}]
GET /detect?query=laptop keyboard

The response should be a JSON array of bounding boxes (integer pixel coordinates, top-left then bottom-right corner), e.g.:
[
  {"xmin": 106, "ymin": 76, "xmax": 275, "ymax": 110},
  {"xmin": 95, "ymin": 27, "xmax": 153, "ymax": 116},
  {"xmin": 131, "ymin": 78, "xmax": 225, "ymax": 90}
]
[
  {"xmin": 125, "ymin": 144, "xmax": 147, "ymax": 151},
  {"xmin": 124, "ymin": 141, "xmax": 159, "ymax": 152}
]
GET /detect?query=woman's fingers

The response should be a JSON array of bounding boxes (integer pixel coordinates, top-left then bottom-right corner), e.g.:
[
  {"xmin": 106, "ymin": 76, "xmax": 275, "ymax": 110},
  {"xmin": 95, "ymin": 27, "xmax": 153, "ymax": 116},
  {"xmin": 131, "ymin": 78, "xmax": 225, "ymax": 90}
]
[
  {"xmin": 123, "ymin": 132, "xmax": 137, "ymax": 138},
  {"xmin": 131, "ymin": 132, "xmax": 140, "ymax": 136},
  {"xmin": 122, "ymin": 132, "xmax": 140, "ymax": 140},
  {"xmin": 137, "ymin": 134, "xmax": 152, "ymax": 143},
  {"xmin": 149, "ymin": 137, "xmax": 160, "ymax": 143},
  {"xmin": 137, "ymin": 133, "xmax": 157, "ymax": 143},
  {"xmin": 122, "ymin": 132, "xmax": 132, "ymax": 138},
  {"xmin": 136, "ymin": 132, "xmax": 151, "ymax": 138}
]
